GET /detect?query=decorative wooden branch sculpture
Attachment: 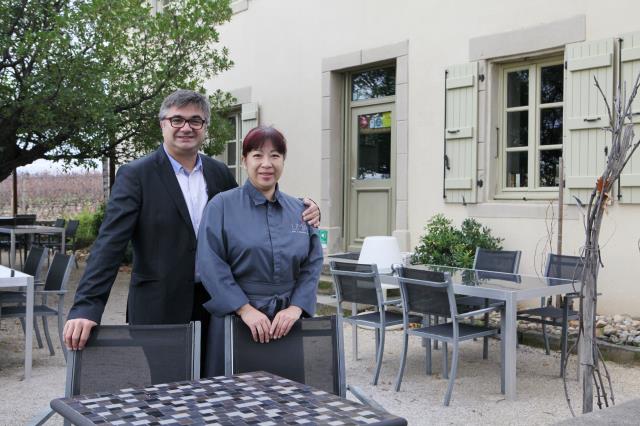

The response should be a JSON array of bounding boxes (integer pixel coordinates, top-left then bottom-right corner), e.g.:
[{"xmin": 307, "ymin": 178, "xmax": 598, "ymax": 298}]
[{"xmin": 564, "ymin": 71, "xmax": 640, "ymax": 415}]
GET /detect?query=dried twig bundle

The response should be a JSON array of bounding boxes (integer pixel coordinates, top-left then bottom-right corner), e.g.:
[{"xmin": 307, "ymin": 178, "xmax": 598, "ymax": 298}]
[{"xmin": 564, "ymin": 71, "xmax": 640, "ymax": 415}]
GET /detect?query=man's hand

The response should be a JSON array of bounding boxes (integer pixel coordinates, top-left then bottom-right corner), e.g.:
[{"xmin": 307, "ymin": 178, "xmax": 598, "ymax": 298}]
[
  {"xmin": 302, "ymin": 198, "xmax": 320, "ymax": 228},
  {"xmin": 237, "ymin": 304, "xmax": 272, "ymax": 343},
  {"xmin": 63, "ymin": 318, "xmax": 98, "ymax": 350},
  {"xmin": 270, "ymin": 305, "xmax": 302, "ymax": 339}
]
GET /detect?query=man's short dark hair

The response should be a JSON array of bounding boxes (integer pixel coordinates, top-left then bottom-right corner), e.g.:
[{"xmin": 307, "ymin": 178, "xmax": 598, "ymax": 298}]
[{"xmin": 159, "ymin": 89, "xmax": 211, "ymax": 123}]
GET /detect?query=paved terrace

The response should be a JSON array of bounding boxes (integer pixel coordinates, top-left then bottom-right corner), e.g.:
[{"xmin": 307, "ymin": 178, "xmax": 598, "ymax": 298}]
[{"xmin": 1, "ymin": 261, "xmax": 640, "ymax": 425}]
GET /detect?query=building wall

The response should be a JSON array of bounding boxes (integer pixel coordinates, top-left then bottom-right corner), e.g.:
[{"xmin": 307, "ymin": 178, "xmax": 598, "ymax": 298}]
[{"xmin": 208, "ymin": 0, "xmax": 640, "ymax": 315}]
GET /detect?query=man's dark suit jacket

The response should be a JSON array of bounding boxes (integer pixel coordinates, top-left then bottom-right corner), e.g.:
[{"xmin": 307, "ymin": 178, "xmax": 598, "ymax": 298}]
[{"xmin": 67, "ymin": 146, "xmax": 238, "ymax": 325}]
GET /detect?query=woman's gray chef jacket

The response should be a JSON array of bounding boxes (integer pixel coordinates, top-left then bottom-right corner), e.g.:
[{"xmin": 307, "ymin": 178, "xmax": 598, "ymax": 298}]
[{"xmin": 196, "ymin": 179, "xmax": 324, "ymax": 375}]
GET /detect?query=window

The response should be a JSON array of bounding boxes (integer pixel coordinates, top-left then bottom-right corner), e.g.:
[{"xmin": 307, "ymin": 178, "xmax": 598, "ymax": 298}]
[
  {"xmin": 223, "ymin": 113, "xmax": 242, "ymax": 182},
  {"xmin": 351, "ymin": 67, "xmax": 396, "ymax": 101},
  {"xmin": 501, "ymin": 58, "xmax": 564, "ymax": 193}
]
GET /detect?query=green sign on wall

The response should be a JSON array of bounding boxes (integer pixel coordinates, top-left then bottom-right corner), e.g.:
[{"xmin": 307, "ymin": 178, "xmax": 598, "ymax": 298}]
[{"xmin": 318, "ymin": 229, "xmax": 328, "ymax": 249}]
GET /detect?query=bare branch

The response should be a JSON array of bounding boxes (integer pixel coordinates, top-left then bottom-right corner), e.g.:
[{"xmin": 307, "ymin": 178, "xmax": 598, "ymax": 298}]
[{"xmin": 594, "ymin": 76, "xmax": 613, "ymax": 126}]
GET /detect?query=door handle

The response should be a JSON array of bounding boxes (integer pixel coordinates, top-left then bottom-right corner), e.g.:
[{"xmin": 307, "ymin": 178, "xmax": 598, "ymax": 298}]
[
  {"xmin": 583, "ymin": 116, "xmax": 601, "ymax": 122},
  {"xmin": 447, "ymin": 129, "xmax": 460, "ymax": 134}
]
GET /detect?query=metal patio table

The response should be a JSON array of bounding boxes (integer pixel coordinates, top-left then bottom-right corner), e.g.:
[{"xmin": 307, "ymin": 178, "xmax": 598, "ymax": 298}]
[
  {"xmin": 51, "ymin": 371, "xmax": 407, "ymax": 425},
  {"xmin": 0, "ymin": 225, "xmax": 65, "ymax": 268},
  {"xmin": 411, "ymin": 265, "xmax": 581, "ymax": 401},
  {"xmin": 0, "ymin": 265, "xmax": 34, "ymax": 380}
]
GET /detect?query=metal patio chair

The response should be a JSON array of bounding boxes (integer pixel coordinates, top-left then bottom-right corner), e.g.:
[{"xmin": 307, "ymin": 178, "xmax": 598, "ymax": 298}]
[
  {"xmin": 9, "ymin": 214, "xmax": 37, "ymax": 268},
  {"xmin": 0, "ymin": 245, "xmax": 48, "ymax": 348},
  {"xmin": 36, "ymin": 218, "xmax": 65, "ymax": 247},
  {"xmin": 457, "ymin": 247, "xmax": 522, "ymax": 358},
  {"xmin": 0, "ymin": 217, "xmax": 12, "ymax": 264},
  {"xmin": 224, "ymin": 314, "xmax": 387, "ymax": 412},
  {"xmin": 32, "ymin": 322, "xmax": 201, "ymax": 426},
  {"xmin": 0, "ymin": 245, "xmax": 48, "ymax": 301},
  {"xmin": 0, "ymin": 253, "xmax": 74, "ymax": 358},
  {"xmin": 46, "ymin": 219, "xmax": 79, "ymax": 267},
  {"xmin": 394, "ymin": 266, "xmax": 504, "ymax": 406},
  {"xmin": 329, "ymin": 261, "xmax": 421, "ymax": 386},
  {"xmin": 517, "ymin": 253, "xmax": 583, "ymax": 377}
]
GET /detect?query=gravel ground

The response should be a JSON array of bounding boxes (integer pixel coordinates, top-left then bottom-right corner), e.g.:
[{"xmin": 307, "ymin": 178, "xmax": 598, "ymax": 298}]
[{"xmin": 2, "ymin": 260, "xmax": 640, "ymax": 425}]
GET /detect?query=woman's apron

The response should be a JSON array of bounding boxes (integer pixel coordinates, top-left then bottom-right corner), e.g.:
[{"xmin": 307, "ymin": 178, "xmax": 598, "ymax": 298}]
[{"xmin": 204, "ymin": 281, "xmax": 294, "ymax": 377}]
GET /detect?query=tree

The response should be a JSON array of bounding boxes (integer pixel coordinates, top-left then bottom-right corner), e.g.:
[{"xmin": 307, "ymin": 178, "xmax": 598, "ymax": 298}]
[{"xmin": 0, "ymin": 0, "xmax": 235, "ymax": 182}]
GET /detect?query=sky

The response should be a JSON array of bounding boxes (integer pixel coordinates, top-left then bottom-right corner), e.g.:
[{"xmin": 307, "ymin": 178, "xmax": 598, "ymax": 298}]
[{"xmin": 18, "ymin": 159, "xmax": 102, "ymax": 174}]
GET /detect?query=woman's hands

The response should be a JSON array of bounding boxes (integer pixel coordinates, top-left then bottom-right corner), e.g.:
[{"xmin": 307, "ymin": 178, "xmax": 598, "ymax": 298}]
[
  {"xmin": 270, "ymin": 305, "xmax": 302, "ymax": 339},
  {"xmin": 236, "ymin": 304, "xmax": 303, "ymax": 342},
  {"xmin": 237, "ymin": 304, "xmax": 272, "ymax": 343}
]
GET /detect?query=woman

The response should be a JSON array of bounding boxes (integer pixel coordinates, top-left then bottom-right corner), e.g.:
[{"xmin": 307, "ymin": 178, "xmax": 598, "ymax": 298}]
[{"xmin": 197, "ymin": 126, "xmax": 324, "ymax": 377}]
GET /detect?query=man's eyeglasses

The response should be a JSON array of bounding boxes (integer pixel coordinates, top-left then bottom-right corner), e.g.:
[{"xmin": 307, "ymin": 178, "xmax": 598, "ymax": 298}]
[{"xmin": 164, "ymin": 116, "xmax": 206, "ymax": 130}]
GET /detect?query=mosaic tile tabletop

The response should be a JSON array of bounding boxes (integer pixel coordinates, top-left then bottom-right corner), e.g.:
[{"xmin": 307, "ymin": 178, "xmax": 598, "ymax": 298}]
[{"xmin": 51, "ymin": 371, "xmax": 407, "ymax": 425}]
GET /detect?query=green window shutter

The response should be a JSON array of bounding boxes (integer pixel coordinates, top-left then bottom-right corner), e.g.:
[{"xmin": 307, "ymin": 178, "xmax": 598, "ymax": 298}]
[
  {"xmin": 564, "ymin": 38, "xmax": 615, "ymax": 205},
  {"xmin": 444, "ymin": 62, "xmax": 478, "ymax": 204},
  {"xmin": 619, "ymin": 32, "xmax": 640, "ymax": 204},
  {"xmin": 241, "ymin": 102, "xmax": 259, "ymax": 139},
  {"xmin": 239, "ymin": 102, "xmax": 259, "ymax": 183}
]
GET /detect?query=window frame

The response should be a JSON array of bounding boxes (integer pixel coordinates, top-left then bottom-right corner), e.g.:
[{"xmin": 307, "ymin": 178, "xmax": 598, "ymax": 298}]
[
  {"xmin": 496, "ymin": 55, "xmax": 564, "ymax": 199},
  {"xmin": 223, "ymin": 111, "xmax": 242, "ymax": 182},
  {"xmin": 347, "ymin": 63, "xmax": 397, "ymax": 109}
]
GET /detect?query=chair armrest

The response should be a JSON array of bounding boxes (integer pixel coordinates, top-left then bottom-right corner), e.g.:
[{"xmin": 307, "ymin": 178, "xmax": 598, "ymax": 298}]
[
  {"xmin": 383, "ymin": 298, "xmax": 401, "ymax": 306},
  {"xmin": 455, "ymin": 305, "xmax": 501, "ymax": 320}
]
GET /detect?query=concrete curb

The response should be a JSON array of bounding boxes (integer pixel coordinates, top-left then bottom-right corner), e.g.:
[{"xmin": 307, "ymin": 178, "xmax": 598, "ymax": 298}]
[{"xmin": 519, "ymin": 330, "xmax": 640, "ymax": 366}]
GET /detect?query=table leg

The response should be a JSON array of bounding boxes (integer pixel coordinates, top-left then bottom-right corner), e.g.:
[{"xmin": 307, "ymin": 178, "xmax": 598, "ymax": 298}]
[
  {"xmin": 352, "ymin": 302, "xmax": 358, "ymax": 361},
  {"xmin": 500, "ymin": 307, "xmax": 506, "ymax": 394},
  {"xmin": 25, "ymin": 276, "xmax": 34, "ymax": 380},
  {"xmin": 504, "ymin": 293, "xmax": 517, "ymax": 400},
  {"xmin": 10, "ymin": 230, "xmax": 16, "ymax": 268}
]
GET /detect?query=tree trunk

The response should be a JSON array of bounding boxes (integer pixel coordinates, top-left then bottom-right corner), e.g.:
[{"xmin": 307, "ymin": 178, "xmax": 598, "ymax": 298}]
[
  {"xmin": 12, "ymin": 169, "xmax": 18, "ymax": 215},
  {"xmin": 581, "ymin": 205, "xmax": 604, "ymax": 413},
  {"xmin": 102, "ymin": 156, "xmax": 110, "ymax": 202},
  {"xmin": 580, "ymin": 261, "xmax": 596, "ymax": 413},
  {"xmin": 109, "ymin": 149, "xmax": 116, "ymax": 190}
]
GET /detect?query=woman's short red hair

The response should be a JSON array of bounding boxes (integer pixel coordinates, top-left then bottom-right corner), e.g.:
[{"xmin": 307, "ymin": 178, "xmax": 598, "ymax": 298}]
[{"xmin": 242, "ymin": 126, "xmax": 287, "ymax": 158}]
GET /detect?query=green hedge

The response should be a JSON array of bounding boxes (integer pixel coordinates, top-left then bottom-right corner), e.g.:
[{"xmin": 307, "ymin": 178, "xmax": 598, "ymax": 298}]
[
  {"xmin": 71, "ymin": 203, "xmax": 132, "ymax": 265},
  {"xmin": 73, "ymin": 203, "xmax": 105, "ymax": 249}
]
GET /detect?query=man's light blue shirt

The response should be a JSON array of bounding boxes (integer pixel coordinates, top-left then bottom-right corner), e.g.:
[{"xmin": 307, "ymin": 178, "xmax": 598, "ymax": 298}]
[{"xmin": 163, "ymin": 145, "xmax": 208, "ymax": 236}]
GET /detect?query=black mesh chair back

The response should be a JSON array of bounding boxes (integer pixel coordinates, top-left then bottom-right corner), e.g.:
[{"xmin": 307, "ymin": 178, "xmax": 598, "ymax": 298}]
[
  {"xmin": 0, "ymin": 218, "xmax": 15, "ymax": 226},
  {"xmin": 397, "ymin": 267, "xmax": 451, "ymax": 317},
  {"xmin": 226, "ymin": 315, "xmax": 343, "ymax": 396},
  {"xmin": 65, "ymin": 219, "xmax": 79, "ymax": 237},
  {"xmin": 22, "ymin": 245, "xmax": 47, "ymax": 280},
  {"xmin": 67, "ymin": 323, "xmax": 201, "ymax": 397},
  {"xmin": 43, "ymin": 253, "xmax": 74, "ymax": 291},
  {"xmin": 54, "ymin": 218, "xmax": 66, "ymax": 228},
  {"xmin": 329, "ymin": 261, "xmax": 381, "ymax": 306},
  {"xmin": 545, "ymin": 253, "xmax": 584, "ymax": 283},
  {"xmin": 328, "ymin": 252, "xmax": 360, "ymax": 261},
  {"xmin": 15, "ymin": 214, "xmax": 36, "ymax": 225},
  {"xmin": 473, "ymin": 247, "xmax": 521, "ymax": 273}
]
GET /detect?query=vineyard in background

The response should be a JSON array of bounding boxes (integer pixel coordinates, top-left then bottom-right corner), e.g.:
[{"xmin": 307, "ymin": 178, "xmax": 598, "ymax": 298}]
[{"xmin": 0, "ymin": 172, "xmax": 104, "ymax": 220}]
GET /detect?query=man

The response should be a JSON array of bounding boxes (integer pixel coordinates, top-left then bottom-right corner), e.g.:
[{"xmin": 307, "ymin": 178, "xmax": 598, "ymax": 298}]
[{"xmin": 64, "ymin": 89, "xmax": 319, "ymax": 354}]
